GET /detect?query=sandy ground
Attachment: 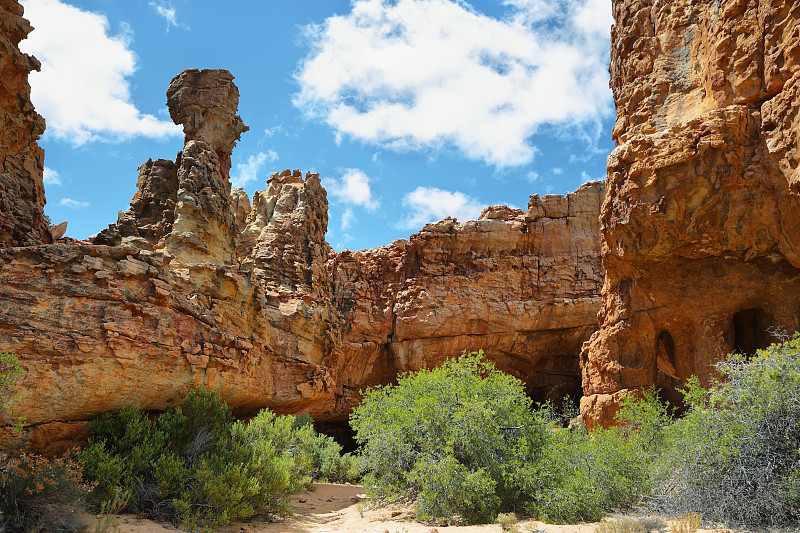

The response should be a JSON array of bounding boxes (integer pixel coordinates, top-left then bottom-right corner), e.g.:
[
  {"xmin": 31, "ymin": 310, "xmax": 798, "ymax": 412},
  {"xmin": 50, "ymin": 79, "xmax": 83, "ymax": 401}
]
[{"xmin": 94, "ymin": 483, "xmax": 727, "ymax": 533}]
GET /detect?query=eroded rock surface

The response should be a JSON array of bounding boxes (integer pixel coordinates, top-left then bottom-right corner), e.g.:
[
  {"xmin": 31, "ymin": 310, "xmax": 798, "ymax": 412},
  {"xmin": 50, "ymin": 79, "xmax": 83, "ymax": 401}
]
[
  {"xmin": 95, "ymin": 69, "xmax": 247, "ymax": 266},
  {"xmin": 0, "ymin": 32, "xmax": 606, "ymax": 450},
  {"xmin": 0, "ymin": 0, "xmax": 50, "ymax": 247},
  {"xmin": 581, "ymin": 0, "xmax": 800, "ymax": 427},
  {"xmin": 324, "ymin": 183, "xmax": 605, "ymax": 417}
]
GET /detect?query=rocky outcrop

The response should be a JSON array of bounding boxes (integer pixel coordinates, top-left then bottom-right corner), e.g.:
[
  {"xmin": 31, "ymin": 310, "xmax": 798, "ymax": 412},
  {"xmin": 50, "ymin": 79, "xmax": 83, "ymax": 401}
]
[
  {"xmin": 0, "ymin": 1, "xmax": 606, "ymax": 452},
  {"xmin": 93, "ymin": 158, "xmax": 179, "ymax": 248},
  {"xmin": 95, "ymin": 69, "xmax": 247, "ymax": 266},
  {"xmin": 1, "ymin": 67, "xmax": 339, "ymax": 452},
  {"xmin": 0, "ymin": 0, "xmax": 50, "ymax": 248},
  {"xmin": 240, "ymin": 169, "xmax": 333, "ymax": 295},
  {"xmin": 0, "ymin": 243, "xmax": 335, "ymax": 453},
  {"xmin": 581, "ymin": 0, "xmax": 800, "ymax": 427},
  {"xmin": 324, "ymin": 184, "xmax": 605, "ymax": 417},
  {"xmin": 1, "ymin": 179, "xmax": 602, "ymax": 451}
]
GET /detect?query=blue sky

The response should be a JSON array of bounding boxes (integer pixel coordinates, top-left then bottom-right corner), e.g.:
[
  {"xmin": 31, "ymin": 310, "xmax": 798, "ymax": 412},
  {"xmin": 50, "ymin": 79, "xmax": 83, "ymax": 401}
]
[{"xmin": 20, "ymin": 0, "xmax": 614, "ymax": 251}]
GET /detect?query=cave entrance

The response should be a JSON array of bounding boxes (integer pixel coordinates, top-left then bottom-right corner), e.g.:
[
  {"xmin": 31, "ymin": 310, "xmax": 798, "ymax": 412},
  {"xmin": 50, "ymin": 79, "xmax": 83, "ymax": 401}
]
[
  {"xmin": 655, "ymin": 330, "xmax": 684, "ymax": 415},
  {"xmin": 656, "ymin": 330, "xmax": 678, "ymax": 379},
  {"xmin": 314, "ymin": 421, "xmax": 358, "ymax": 453},
  {"xmin": 733, "ymin": 308, "xmax": 769, "ymax": 357}
]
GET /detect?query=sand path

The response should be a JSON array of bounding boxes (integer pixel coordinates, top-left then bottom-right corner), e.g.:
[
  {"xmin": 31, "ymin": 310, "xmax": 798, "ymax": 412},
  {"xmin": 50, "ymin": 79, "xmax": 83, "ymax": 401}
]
[{"xmin": 100, "ymin": 483, "xmax": 715, "ymax": 533}]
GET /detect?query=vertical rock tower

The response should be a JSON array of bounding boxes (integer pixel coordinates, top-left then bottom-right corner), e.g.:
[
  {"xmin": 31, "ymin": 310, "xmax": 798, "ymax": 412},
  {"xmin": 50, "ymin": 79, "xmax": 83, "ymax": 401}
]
[
  {"xmin": 581, "ymin": 0, "xmax": 800, "ymax": 427},
  {"xmin": 95, "ymin": 69, "xmax": 249, "ymax": 266},
  {"xmin": 163, "ymin": 69, "xmax": 249, "ymax": 265},
  {"xmin": 0, "ymin": 0, "xmax": 51, "ymax": 247}
]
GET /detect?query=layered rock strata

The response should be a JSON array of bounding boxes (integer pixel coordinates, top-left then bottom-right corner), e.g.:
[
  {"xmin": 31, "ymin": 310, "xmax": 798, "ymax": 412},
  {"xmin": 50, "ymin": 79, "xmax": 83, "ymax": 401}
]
[
  {"xmin": 581, "ymin": 0, "xmax": 800, "ymax": 427},
  {"xmin": 325, "ymin": 184, "xmax": 605, "ymax": 417},
  {"xmin": 0, "ymin": 0, "xmax": 50, "ymax": 247},
  {"xmin": 0, "ymin": 28, "xmax": 606, "ymax": 450}
]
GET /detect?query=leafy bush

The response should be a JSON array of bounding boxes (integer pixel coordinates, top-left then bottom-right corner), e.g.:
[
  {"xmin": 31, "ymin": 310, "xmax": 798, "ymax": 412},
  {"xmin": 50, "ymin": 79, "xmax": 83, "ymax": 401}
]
[
  {"xmin": 530, "ymin": 420, "xmax": 652, "ymax": 523},
  {"xmin": 623, "ymin": 333, "xmax": 800, "ymax": 528},
  {"xmin": 81, "ymin": 389, "xmax": 344, "ymax": 531},
  {"xmin": 0, "ymin": 452, "xmax": 93, "ymax": 532},
  {"xmin": 289, "ymin": 414, "xmax": 354, "ymax": 483},
  {"xmin": 351, "ymin": 351, "xmax": 656, "ymax": 524},
  {"xmin": 351, "ymin": 351, "xmax": 549, "ymax": 523}
]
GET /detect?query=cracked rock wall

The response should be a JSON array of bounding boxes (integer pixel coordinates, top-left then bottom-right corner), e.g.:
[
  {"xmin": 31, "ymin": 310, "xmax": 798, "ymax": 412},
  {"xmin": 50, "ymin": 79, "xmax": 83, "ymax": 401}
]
[
  {"xmin": 324, "ymin": 184, "xmax": 605, "ymax": 418},
  {"xmin": 581, "ymin": 0, "xmax": 800, "ymax": 427},
  {"xmin": 0, "ymin": 28, "xmax": 605, "ymax": 450}
]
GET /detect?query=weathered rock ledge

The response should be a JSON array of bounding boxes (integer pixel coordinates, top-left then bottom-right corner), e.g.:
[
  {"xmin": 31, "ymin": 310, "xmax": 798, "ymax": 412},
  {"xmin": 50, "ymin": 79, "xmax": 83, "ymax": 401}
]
[{"xmin": 0, "ymin": 6, "xmax": 606, "ymax": 452}]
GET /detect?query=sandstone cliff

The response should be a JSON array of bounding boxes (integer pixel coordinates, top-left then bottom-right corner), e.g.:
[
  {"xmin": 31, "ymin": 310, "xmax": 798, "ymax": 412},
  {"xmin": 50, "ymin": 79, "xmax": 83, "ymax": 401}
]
[
  {"xmin": 0, "ymin": 15, "xmax": 605, "ymax": 451},
  {"xmin": 325, "ymin": 187, "xmax": 605, "ymax": 417},
  {"xmin": 581, "ymin": 0, "xmax": 800, "ymax": 427},
  {"xmin": 0, "ymin": 0, "xmax": 50, "ymax": 248}
]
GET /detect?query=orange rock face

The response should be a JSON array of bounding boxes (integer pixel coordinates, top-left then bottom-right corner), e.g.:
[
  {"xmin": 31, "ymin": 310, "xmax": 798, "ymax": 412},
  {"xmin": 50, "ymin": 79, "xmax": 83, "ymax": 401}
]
[
  {"xmin": 0, "ymin": 0, "xmax": 50, "ymax": 247},
  {"xmin": 324, "ymin": 184, "xmax": 605, "ymax": 417},
  {"xmin": 0, "ymin": 19, "xmax": 604, "ymax": 451},
  {"xmin": 581, "ymin": 0, "xmax": 800, "ymax": 427}
]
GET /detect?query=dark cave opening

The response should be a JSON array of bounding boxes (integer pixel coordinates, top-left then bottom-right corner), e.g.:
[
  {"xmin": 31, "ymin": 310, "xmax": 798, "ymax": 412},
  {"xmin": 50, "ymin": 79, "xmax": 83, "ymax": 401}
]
[
  {"xmin": 733, "ymin": 308, "xmax": 770, "ymax": 357},
  {"xmin": 654, "ymin": 329, "xmax": 685, "ymax": 415},
  {"xmin": 314, "ymin": 420, "xmax": 358, "ymax": 453}
]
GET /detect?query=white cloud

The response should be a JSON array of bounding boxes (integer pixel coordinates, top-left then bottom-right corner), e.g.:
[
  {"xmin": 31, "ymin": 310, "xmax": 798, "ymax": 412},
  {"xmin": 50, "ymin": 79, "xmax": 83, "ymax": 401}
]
[
  {"xmin": 294, "ymin": 0, "xmax": 613, "ymax": 167},
  {"xmin": 263, "ymin": 124, "xmax": 283, "ymax": 137},
  {"xmin": 149, "ymin": 1, "xmax": 180, "ymax": 31},
  {"xmin": 20, "ymin": 0, "xmax": 181, "ymax": 144},
  {"xmin": 525, "ymin": 170, "xmax": 539, "ymax": 183},
  {"xmin": 552, "ymin": 167, "xmax": 563, "ymax": 175},
  {"xmin": 341, "ymin": 207, "xmax": 356, "ymax": 230},
  {"xmin": 231, "ymin": 151, "xmax": 279, "ymax": 188},
  {"xmin": 43, "ymin": 167, "xmax": 61, "ymax": 186},
  {"xmin": 398, "ymin": 186, "xmax": 483, "ymax": 229},
  {"xmin": 581, "ymin": 170, "xmax": 601, "ymax": 182},
  {"xmin": 324, "ymin": 168, "xmax": 379, "ymax": 210},
  {"xmin": 60, "ymin": 198, "xmax": 89, "ymax": 209}
]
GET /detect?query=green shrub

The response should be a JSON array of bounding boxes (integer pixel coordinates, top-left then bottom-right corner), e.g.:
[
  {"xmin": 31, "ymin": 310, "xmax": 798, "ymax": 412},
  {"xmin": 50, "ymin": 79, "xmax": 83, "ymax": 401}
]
[
  {"xmin": 631, "ymin": 333, "xmax": 800, "ymax": 528},
  {"xmin": 351, "ymin": 351, "xmax": 654, "ymax": 524},
  {"xmin": 351, "ymin": 351, "xmax": 550, "ymax": 523},
  {"xmin": 289, "ymin": 416, "xmax": 353, "ymax": 483},
  {"xmin": 0, "ymin": 452, "xmax": 93, "ymax": 533},
  {"xmin": 530, "ymin": 420, "xmax": 652, "ymax": 523},
  {"xmin": 81, "ymin": 389, "xmax": 342, "ymax": 530},
  {"xmin": 0, "ymin": 351, "xmax": 25, "ymax": 428}
]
